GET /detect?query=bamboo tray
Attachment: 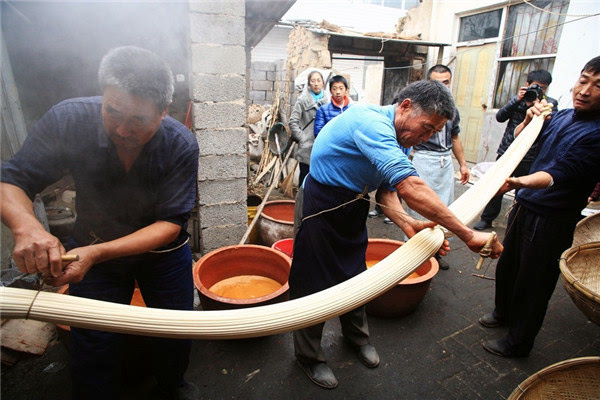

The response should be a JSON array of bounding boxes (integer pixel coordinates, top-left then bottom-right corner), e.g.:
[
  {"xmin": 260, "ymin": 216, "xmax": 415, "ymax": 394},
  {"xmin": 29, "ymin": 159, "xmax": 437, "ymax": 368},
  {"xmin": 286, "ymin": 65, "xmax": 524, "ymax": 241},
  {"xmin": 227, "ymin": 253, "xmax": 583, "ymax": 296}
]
[
  {"xmin": 508, "ymin": 356, "xmax": 600, "ymax": 399},
  {"xmin": 572, "ymin": 211, "xmax": 600, "ymax": 247},
  {"xmin": 559, "ymin": 242, "xmax": 600, "ymax": 327}
]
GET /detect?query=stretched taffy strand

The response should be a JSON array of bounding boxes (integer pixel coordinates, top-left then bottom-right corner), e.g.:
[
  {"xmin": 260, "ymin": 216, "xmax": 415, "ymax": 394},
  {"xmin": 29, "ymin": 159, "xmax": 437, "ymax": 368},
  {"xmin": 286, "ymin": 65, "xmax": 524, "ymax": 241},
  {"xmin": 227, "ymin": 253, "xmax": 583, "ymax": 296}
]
[
  {"xmin": 0, "ymin": 110, "xmax": 551, "ymax": 340},
  {"xmin": 1, "ymin": 228, "xmax": 443, "ymax": 339}
]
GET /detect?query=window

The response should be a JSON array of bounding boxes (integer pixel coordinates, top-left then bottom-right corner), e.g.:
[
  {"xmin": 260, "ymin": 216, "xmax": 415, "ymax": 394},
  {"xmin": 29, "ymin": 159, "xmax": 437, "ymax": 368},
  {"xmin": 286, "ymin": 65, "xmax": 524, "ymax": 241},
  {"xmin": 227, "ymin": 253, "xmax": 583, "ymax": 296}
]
[
  {"xmin": 458, "ymin": 9, "xmax": 502, "ymax": 42},
  {"xmin": 493, "ymin": 0, "xmax": 570, "ymax": 107}
]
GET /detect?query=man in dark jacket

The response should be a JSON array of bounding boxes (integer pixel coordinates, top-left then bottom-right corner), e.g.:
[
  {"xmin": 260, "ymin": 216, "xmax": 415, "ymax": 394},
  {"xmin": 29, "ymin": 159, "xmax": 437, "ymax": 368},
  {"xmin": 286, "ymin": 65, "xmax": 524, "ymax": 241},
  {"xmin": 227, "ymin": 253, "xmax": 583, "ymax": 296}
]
[
  {"xmin": 1, "ymin": 46, "xmax": 199, "ymax": 400},
  {"xmin": 479, "ymin": 56, "xmax": 600, "ymax": 357},
  {"xmin": 474, "ymin": 70, "xmax": 558, "ymax": 230}
]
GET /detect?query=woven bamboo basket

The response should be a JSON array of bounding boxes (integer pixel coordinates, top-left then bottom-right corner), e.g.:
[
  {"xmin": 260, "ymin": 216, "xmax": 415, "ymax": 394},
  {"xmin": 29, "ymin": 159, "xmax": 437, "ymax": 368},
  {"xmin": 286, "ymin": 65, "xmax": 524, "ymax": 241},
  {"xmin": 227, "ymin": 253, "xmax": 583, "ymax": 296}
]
[
  {"xmin": 559, "ymin": 242, "xmax": 600, "ymax": 327},
  {"xmin": 573, "ymin": 212, "xmax": 600, "ymax": 247},
  {"xmin": 508, "ymin": 357, "xmax": 600, "ymax": 399}
]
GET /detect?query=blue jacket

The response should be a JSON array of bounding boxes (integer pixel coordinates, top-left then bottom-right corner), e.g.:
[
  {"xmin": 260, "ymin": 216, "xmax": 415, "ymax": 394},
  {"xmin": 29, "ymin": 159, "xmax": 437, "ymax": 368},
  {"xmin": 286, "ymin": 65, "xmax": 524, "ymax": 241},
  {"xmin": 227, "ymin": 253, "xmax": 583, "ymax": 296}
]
[{"xmin": 314, "ymin": 99, "xmax": 352, "ymax": 136}]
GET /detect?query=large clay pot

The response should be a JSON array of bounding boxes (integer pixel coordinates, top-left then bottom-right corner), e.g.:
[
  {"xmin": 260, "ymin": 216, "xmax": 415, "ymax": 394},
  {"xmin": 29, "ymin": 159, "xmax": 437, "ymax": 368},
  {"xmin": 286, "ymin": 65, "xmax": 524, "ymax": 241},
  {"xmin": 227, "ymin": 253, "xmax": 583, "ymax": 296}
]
[
  {"xmin": 257, "ymin": 200, "xmax": 295, "ymax": 247},
  {"xmin": 272, "ymin": 238, "xmax": 294, "ymax": 259},
  {"xmin": 193, "ymin": 244, "xmax": 291, "ymax": 311},
  {"xmin": 365, "ymin": 238, "xmax": 439, "ymax": 318}
]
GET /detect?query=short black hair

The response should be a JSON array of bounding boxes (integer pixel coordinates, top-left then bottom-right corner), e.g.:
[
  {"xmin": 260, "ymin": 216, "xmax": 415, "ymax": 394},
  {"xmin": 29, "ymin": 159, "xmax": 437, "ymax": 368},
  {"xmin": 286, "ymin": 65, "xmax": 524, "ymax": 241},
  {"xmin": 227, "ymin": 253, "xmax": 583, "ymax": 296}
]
[
  {"xmin": 582, "ymin": 55, "xmax": 600, "ymax": 75},
  {"xmin": 426, "ymin": 64, "xmax": 452, "ymax": 79},
  {"xmin": 328, "ymin": 75, "xmax": 348, "ymax": 90},
  {"xmin": 526, "ymin": 70, "xmax": 552, "ymax": 85},
  {"xmin": 393, "ymin": 80, "xmax": 455, "ymax": 121}
]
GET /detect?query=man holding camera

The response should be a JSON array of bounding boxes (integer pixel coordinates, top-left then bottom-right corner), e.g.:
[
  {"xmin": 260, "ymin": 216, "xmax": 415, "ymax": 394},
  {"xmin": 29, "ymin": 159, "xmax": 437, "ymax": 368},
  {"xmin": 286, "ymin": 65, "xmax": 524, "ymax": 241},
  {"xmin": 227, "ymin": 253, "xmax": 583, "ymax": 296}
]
[{"xmin": 474, "ymin": 70, "xmax": 558, "ymax": 230}]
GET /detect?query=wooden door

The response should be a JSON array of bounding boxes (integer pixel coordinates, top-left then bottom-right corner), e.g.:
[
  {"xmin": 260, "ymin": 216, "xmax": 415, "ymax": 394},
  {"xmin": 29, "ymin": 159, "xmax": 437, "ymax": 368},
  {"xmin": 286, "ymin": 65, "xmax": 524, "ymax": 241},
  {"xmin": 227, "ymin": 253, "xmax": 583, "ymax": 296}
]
[{"xmin": 452, "ymin": 42, "xmax": 496, "ymax": 163}]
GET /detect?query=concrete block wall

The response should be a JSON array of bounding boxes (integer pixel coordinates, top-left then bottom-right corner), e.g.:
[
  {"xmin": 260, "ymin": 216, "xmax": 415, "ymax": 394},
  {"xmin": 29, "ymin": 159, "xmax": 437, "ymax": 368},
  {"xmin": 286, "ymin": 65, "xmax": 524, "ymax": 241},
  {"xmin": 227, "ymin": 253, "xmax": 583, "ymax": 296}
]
[
  {"xmin": 188, "ymin": 1, "xmax": 248, "ymax": 254},
  {"xmin": 250, "ymin": 60, "xmax": 286, "ymax": 106}
]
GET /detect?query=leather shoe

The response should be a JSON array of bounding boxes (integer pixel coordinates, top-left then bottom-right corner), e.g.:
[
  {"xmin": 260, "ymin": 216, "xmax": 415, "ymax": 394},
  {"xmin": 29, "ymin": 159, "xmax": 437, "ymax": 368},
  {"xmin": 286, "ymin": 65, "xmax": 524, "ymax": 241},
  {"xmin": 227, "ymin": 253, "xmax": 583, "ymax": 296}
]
[
  {"xmin": 435, "ymin": 254, "xmax": 449, "ymax": 270},
  {"xmin": 482, "ymin": 338, "xmax": 530, "ymax": 358},
  {"xmin": 474, "ymin": 220, "xmax": 492, "ymax": 231},
  {"xmin": 296, "ymin": 360, "xmax": 338, "ymax": 389},
  {"xmin": 368, "ymin": 210, "xmax": 382, "ymax": 218},
  {"xmin": 356, "ymin": 344, "xmax": 380, "ymax": 368},
  {"xmin": 478, "ymin": 312, "xmax": 504, "ymax": 328}
]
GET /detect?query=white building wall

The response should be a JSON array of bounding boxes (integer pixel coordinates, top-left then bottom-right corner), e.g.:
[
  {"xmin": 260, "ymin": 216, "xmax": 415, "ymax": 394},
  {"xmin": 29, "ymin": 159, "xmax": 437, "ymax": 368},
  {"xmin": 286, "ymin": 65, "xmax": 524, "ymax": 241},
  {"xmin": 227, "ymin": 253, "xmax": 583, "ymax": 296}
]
[
  {"xmin": 550, "ymin": 1, "xmax": 600, "ymax": 109},
  {"xmin": 251, "ymin": 25, "xmax": 291, "ymax": 63}
]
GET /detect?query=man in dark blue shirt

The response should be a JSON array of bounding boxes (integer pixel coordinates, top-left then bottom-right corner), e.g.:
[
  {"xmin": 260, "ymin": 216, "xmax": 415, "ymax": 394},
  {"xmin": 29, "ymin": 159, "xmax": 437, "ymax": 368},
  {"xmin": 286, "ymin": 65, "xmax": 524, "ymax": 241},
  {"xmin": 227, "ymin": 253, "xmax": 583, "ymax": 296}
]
[
  {"xmin": 1, "ymin": 46, "xmax": 199, "ymax": 400},
  {"xmin": 479, "ymin": 56, "xmax": 600, "ymax": 358},
  {"xmin": 474, "ymin": 70, "xmax": 558, "ymax": 230}
]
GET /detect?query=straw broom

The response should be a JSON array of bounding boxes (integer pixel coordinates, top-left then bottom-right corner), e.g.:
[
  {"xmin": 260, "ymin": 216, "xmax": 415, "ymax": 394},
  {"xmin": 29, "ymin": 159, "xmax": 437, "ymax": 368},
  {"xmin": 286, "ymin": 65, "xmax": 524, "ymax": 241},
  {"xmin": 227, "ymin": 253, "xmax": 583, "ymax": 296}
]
[{"xmin": 281, "ymin": 160, "xmax": 297, "ymax": 198}]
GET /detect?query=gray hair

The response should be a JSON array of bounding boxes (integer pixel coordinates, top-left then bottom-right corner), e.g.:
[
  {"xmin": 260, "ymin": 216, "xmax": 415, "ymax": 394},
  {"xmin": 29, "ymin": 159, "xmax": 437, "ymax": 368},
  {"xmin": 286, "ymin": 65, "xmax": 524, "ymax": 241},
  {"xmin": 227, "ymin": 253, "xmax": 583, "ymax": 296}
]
[
  {"xmin": 393, "ymin": 80, "xmax": 455, "ymax": 121},
  {"xmin": 98, "ymin": 46, "xmax": 174, "ymax": 111}
]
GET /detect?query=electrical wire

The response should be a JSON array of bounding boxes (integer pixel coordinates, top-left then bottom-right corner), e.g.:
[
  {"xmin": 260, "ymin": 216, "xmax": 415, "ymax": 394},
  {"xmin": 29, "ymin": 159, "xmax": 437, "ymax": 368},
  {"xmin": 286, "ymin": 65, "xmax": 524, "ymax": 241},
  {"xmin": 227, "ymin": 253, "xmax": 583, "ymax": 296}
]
[
  {"xmin": 383, "ymin": 9, "xmax": 600, "ymax": 71},
  {"xmin": 522, "ymin": 0, "xmax": 594, "ymax": 18}
]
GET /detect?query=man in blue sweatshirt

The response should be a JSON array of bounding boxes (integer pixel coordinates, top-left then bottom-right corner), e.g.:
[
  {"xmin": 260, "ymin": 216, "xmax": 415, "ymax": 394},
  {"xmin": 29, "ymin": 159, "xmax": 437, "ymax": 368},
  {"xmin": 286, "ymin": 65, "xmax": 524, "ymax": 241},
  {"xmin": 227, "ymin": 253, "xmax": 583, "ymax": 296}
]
[{"xmin": 290, "ymin": 80, "xmax": 503, "ymax": 389}]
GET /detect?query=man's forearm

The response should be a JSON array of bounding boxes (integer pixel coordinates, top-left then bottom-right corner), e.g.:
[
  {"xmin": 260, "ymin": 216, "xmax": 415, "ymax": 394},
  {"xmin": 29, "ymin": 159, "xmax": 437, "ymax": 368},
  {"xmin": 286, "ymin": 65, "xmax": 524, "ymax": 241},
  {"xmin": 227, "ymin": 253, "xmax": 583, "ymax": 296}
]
[
  {"xmin": 395, "ymin": 177, "xmax": 473, "ymax": 242},
  {"xmin": 451, "ymin": 137, "xmax": 467, "ymax": 168},
  {"xmin": 509, "ymin": 171, "xmax": 553, "ymax": 190},
  {"xmin": 0, "ymin": 183, "xmax": 42, "ymax": 235},
  {"xmin": 91, "ymin": 221, "xmax": 181, "ymax": 264}
]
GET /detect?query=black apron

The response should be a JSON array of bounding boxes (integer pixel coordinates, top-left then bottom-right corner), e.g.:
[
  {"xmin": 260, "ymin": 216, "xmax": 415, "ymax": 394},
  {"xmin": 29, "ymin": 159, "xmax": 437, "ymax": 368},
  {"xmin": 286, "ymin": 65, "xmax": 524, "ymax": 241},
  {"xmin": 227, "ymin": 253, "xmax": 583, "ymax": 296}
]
[{"xmin": 289, "ymin": 175, "xmax": 370, "ymax": 299}]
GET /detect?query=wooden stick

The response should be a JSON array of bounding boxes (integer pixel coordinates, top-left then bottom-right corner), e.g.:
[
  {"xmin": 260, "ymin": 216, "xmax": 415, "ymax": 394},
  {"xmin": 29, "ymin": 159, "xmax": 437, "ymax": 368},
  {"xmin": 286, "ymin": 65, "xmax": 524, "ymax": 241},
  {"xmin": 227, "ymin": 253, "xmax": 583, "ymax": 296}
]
[
  {"xmin": 253, "ymin": 155, "xmax": 277, "ymax": 186},
  {"xmin": 475, "ymin": 231, "xmax": 496, "ymax": 270},
  {"xmin": 61, "ymin": 255, "xmax": 79, "ymax": 262},
  {"xmin": 240, "ymin": 143, "xmax": 296, "ymax": 245}
]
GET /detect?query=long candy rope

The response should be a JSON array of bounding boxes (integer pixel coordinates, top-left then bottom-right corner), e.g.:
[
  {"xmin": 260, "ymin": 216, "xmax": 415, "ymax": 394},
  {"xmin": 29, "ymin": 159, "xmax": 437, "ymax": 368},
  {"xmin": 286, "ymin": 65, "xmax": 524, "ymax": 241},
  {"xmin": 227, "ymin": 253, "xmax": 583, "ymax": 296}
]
[{"xmin": 0, "ymin": 111, "xmax": 550, "ymax": 339}]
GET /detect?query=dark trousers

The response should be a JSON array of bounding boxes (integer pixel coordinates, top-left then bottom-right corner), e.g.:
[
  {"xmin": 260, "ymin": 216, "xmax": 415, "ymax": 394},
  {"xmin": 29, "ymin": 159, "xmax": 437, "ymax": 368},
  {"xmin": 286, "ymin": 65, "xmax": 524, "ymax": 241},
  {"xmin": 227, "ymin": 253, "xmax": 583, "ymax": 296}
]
[
  {"xmin": 480, "ymin": 157, "xmax": 532, "ymax": 223},
  {"xmin": 294, "ymin": 306, "xmax": 370, "ymax": 363},
  {"xmin": 298, "ymin": 162, "xmax": 310, "ymax": 188},
  {"xmin": 68, "ymin": 244, "xmax": 194, "ymax": 400},
  {"xmin": 493, "ymin": 204, "xmax": 577, "ymax": 352}
]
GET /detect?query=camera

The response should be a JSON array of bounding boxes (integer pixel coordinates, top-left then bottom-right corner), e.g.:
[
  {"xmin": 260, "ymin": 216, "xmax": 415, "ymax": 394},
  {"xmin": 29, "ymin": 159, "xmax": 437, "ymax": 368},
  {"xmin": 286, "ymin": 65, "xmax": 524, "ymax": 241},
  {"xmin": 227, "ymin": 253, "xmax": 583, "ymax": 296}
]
[{"xmin": 523, "ymin": 83, "xmax": 544, "ymax": 102}]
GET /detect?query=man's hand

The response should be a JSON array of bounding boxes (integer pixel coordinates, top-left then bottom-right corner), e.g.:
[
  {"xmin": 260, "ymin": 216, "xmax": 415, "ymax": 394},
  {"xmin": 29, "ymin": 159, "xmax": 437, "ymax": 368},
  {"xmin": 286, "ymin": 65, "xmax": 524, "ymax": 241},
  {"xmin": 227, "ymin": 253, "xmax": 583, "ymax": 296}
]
[
  {"xmin": 401, "ymin": 219, "xmax": 450, "ymax": 256},
  {"xmin": 496, "ymin": 176, "xmax": 521, "ymax": 197},
  {"xmin": 45, "ymin": 246, "xmax": 99, "ymax": 287},
  {"xmin": 514, "ymin": 100, "xmax": 553, "ymax": 137},
  {"xmin": 516, "ymin": 86, "xmax": 528, "ymax": 102},
  {"xmin": 12, "ymin": 227, "xmax": 66, "ymax": 278},
  {"xmin": 465, "ymin": 231, "xmax": 503, "ymax": 258},
  {"xmin": 458, "ymin": 165, "xmax": 470, "ymax": 185},
  {"xmin": 402, "ymin": 218, "xmax": 436, "ymax": 238}
]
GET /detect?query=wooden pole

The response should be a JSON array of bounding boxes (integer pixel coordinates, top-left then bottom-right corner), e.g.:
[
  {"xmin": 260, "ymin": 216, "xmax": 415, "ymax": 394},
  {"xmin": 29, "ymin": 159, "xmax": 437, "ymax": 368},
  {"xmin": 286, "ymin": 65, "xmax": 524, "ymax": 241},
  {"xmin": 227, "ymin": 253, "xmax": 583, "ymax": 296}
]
[{"xmin": 240, "ymin": 143, "xmax": 296, "ymax": 245}]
